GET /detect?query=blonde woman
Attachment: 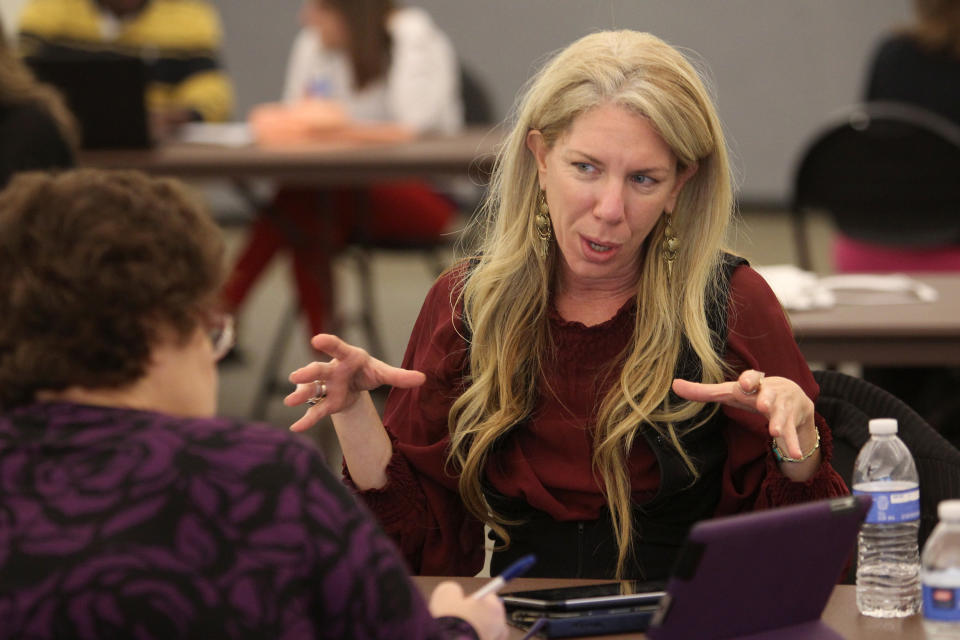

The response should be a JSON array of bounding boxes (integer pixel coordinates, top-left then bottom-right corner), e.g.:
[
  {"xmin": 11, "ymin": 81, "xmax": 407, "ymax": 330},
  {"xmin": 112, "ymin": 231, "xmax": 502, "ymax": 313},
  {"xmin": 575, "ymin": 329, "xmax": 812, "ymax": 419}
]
[
  {"xmin": 287, "ymin": 30, "xmax": 848, "ymax": 580},
  {"xmin": 0, "ymin": 13, "xmax": 76, "ymax": 188}
]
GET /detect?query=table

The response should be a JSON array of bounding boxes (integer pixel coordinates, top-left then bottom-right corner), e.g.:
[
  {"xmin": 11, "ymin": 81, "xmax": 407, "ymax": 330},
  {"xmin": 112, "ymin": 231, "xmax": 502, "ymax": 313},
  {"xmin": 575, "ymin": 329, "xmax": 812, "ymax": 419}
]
[
  {"xmin": 789, "ymin": 274, "xmax": 960, "ymax": 366},
  {"xmin": 78, "ymin": 126, "xmax": 501, "ymax": 185},
  {"xmin": 86, "ymin": 137, "xmax": 960, "ymax": 369},
  {"xmin": 413, "ymin": 577, "xmax": 927, "ymax": 639}
]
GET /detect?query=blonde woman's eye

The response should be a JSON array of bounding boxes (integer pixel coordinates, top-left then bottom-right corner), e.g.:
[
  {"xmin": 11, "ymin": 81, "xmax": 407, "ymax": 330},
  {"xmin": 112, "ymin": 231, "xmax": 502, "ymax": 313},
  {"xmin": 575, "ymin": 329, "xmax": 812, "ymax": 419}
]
[
  {"xmin": 573, "ymin": 162, "xmax": 595, "ymax": 173},
  {"xmin": 631, "ymin": 174, "xmax": 654, "ymax": 185}
]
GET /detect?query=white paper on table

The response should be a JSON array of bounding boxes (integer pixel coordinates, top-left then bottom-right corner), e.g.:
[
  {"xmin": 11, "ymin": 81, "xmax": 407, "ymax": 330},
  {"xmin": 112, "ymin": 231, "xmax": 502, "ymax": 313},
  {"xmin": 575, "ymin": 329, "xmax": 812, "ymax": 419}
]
[
  {"xmin": 753, "ymin": 264, "xmax": 836, "ymax": 311},
  {"xmin": 818, "ymin": 273, "xmax": 938, "ymax": 306},
  {"xmin": 176, "ymin": 122, "xmax": 254, "ymax": 147},
  {"xmin": 753, "ymin": 265, "xmax": 938, "ymax": 311}
]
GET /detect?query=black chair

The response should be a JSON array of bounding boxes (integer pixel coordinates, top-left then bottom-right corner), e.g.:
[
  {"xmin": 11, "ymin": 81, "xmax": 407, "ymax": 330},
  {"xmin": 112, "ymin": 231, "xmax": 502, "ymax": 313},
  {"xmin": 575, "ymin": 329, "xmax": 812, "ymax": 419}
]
[
  {"xmin": 460, "ymin": 64, "xmax": 495, "ymax": 128},
  {"xmin": 343, "ymin": 66, "xmax": 495, "ymax": 353},
  {"xmin": 339, "ymin": 63, "xmax": 495, "ymax": 354},
  {"xmin": 813, "ymin": 369, "xmax": 960, "ymax": 555},
  {"xmin": 791, "ymin": 102, "xmax": 960, "ymax": 271}
]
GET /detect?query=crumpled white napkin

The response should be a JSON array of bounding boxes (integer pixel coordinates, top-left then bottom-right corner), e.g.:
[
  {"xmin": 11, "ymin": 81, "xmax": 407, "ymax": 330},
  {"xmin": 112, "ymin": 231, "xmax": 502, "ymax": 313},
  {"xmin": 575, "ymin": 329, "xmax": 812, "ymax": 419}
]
[
  {"xmin": 753, "ymin": 265, "xmax": 835, "ymax": 311},
  {"xmin": 753, "ymin": 265, "xmax": 939, "ymax": 311}
]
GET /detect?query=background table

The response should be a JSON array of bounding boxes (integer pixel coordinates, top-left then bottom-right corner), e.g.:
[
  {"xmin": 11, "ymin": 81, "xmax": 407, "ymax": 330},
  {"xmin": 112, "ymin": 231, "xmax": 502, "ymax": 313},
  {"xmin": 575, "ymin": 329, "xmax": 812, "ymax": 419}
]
[
  {"xmin": 413, "ymin": 577, "xmax": 927, "ymax": 639},
  {"xmin": 78, "ymin": 126, "xmax": 500, "ymax": 186},
  {"xmin": 789, "ymin": 274, "xmax": 960, "ymax": 366},
  {"xmin": 85, "ymin": 138, "xmax": 960, "ymax": 369}
]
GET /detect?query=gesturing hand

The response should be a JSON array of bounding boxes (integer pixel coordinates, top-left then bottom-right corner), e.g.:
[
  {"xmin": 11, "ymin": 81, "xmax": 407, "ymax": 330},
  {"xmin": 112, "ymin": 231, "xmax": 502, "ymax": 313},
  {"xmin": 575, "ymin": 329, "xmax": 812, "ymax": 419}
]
[
  {"xmin": 284, "ymin": 333, "xmax": 426, "ymax": 432},
  {"xmin": 671, "ymin": 369, "xmax": 816, "ymax": 461}
]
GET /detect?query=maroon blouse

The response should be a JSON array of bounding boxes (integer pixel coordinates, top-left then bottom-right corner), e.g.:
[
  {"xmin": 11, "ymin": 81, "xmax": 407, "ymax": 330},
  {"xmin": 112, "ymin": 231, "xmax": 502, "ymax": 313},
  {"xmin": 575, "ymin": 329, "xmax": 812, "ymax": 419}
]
[{"xmin": 349, "ymin": 264, "xmax": 849, "ymax": 575}]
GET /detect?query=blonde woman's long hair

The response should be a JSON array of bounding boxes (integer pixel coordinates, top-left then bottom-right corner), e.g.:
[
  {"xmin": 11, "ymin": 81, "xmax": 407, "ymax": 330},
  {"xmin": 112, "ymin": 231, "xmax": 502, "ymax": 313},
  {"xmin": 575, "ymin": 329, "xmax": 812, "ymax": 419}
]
[
  {"xmin": 449, "ymin": 30, "xmax": 735, "ymax": 578},
  {"xmin": 0, "ymin": 15, "xmax": 79, "ymax": 149}
]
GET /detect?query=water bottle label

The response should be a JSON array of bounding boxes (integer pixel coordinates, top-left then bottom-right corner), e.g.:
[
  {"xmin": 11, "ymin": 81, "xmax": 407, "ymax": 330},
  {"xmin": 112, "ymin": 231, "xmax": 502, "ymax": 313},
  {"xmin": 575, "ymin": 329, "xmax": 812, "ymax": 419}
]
[
  {"xmin": 853, "ymin": 486, "xmax": 920, "ymax": 523},
  {"xmin": 924, "ymin": 585, "xmax": 960, "ymax": 621}
]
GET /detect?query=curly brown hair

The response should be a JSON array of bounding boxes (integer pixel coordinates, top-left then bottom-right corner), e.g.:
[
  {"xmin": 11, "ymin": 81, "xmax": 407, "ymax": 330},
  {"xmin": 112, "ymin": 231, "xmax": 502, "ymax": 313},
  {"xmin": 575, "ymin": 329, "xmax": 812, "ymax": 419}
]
[{"xmin": 0, "ymin": 169, "xmax": 225, "ymax": 409}]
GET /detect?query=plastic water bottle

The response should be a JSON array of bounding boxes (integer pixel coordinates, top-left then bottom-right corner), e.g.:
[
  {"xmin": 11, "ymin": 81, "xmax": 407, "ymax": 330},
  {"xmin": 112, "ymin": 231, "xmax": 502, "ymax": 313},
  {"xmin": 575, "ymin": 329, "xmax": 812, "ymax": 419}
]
[
  {"xmin": 922, "ymin": 500, "xmax": 960, "ymax": 637},
  {"xmin": 852, "ymin": 418, "xmax": 922, "ymax": 617}
]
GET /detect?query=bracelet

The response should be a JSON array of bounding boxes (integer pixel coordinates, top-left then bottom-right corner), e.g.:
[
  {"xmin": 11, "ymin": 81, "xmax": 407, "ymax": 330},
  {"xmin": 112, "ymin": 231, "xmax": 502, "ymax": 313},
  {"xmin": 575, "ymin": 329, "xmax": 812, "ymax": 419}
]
[{"xmin": 772, "ymin": 426, "xmax": 820, "ymax": 463}]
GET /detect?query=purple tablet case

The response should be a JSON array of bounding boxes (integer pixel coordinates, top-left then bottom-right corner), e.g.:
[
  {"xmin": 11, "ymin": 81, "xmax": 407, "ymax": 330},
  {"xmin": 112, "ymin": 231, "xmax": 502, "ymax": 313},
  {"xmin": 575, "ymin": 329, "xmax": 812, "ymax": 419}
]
[{"xmin": 647, "ymin": 494, "xmax": 870, "ymax": 640}]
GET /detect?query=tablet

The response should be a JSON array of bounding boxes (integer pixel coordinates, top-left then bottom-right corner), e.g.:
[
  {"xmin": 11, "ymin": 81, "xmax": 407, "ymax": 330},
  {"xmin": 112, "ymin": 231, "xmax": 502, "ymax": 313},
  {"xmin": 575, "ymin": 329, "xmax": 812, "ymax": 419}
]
[
  {"xmin": 508, "ymin": 603, "xmax": 659, "ymax": 638},
  {"xmin": 647, "ymin": 495, "xmax": 870, "ymax": 640},
  {"xmin": 501, "ymin": 579, "xmax": 667, "ymax": 611}
]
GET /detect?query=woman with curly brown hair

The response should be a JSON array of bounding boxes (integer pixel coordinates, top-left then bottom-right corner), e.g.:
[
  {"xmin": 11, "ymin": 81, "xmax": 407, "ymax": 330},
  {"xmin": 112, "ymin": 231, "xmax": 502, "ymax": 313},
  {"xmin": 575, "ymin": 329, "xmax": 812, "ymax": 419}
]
[{"xmin": 0, "ymin": 169, "xmax": 505, "ymax": 640}]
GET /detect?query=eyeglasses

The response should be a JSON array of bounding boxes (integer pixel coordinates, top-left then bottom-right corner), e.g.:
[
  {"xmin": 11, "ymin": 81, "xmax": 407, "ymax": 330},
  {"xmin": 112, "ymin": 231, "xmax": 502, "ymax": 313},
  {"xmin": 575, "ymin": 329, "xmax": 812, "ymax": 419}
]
[{"xmin": 207, "ymin": 313, "xmax": 235, "ymax": 361}]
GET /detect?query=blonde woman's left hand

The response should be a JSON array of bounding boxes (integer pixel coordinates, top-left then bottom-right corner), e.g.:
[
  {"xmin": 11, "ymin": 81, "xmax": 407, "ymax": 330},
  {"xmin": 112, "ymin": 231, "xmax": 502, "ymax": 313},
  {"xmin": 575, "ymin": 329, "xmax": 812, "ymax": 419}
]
[{"xmin": 671, "ymin": 369, "xmax": 816, "ymax": 462}]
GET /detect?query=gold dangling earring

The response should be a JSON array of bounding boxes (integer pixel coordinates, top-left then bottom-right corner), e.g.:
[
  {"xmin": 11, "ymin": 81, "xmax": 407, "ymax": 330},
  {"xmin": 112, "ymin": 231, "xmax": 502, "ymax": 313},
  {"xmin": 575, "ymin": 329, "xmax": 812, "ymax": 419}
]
[
  {"xmin": 535, "ymin": 191, "xmax": 552, "ymax": 258},
  {"xmin": 662, "ymin": 212, "xmax": 679, "ymax": 279}
]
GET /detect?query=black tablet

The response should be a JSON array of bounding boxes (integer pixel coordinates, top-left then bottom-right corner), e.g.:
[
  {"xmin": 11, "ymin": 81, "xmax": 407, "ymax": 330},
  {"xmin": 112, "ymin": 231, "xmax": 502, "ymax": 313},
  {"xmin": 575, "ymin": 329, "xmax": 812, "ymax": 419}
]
[
  {"xmin": 501, "ymin": 580, "xmax": 667, "ymax": 611},
  {"xmin": 508, "ymin": 604, "xmax": 659, "ymax": 638}
]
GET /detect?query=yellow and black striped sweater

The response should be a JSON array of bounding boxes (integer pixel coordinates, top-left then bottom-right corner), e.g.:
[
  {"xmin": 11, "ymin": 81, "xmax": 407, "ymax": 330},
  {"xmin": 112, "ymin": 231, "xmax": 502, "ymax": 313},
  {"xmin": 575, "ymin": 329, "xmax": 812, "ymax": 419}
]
[{"xmin": 18, "ymin": 0, "xmax": 233, "ymax": 122}]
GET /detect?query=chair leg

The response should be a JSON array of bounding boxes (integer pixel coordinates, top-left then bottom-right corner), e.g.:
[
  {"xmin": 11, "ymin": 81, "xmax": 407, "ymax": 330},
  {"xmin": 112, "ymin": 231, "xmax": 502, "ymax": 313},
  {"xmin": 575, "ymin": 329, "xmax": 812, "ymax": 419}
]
[
  {"xmin": 248, "ymin": 245, "xmax": 449, "ymax": 413},
  {"xmin": 791, "ymin": 207, "xmax": 813, "ymax": 272},
  {"xmin": 250, "ymin": 298, "xmax": 300, "ymax": 421},
  {"xmin": 352, "ymin": 247, "xmax": 386, "ymax": 359},
  {"xmin": 426, "ymin": 246, "xmax": 448, "ymax": 278}
]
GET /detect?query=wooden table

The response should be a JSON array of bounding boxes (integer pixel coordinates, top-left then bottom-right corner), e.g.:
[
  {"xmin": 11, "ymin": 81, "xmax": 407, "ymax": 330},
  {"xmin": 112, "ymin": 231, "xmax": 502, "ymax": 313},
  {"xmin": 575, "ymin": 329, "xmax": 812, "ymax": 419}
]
[
  {"xmin": 413, "ymin": 577, "xmax": 927, "ymax": 639},
  {"xmin": 78, "ymin": 126, "xmax": 501, "ymax": 186},
  {"xmin": 789, "ymin": 274, "xmax": 960, "ymax": 366}
]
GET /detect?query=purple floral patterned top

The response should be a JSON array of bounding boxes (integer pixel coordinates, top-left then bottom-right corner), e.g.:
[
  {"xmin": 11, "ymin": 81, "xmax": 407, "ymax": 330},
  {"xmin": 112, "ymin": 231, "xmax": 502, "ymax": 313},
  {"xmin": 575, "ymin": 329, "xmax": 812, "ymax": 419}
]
[{"xmin": 0, "ymin": 402, "xmax": 479, "ymax": 640}]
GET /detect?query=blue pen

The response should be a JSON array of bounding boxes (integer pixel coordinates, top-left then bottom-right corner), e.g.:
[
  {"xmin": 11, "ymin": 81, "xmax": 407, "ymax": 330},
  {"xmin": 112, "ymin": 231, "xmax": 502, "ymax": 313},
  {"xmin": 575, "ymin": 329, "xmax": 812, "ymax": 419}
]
[{"xmin": 470, "ymin": 554, "xmax": 537, "ymax": 600}]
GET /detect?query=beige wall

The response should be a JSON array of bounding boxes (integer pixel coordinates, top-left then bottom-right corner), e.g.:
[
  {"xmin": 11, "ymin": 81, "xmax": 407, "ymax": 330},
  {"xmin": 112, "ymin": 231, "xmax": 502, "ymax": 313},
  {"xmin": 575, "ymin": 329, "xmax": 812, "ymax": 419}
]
[{"xmin": 209, "ymin": 0, "xmax": 911, "ymax": 205}]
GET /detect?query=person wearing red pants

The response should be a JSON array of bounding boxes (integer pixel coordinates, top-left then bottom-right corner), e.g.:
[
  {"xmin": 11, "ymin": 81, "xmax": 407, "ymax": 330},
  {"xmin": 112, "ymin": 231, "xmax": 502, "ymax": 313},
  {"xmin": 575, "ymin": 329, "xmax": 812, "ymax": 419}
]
[{"xmin": 222, "ymin": 0, "xmax": 463, "ymax": 337}]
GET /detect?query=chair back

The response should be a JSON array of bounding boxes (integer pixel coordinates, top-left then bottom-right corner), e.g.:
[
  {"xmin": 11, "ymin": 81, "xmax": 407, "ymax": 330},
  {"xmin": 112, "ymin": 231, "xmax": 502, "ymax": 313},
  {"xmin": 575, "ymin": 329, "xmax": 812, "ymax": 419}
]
[
  {"xmin": 791, "ymin": 102, "xmax": 960, "ymax": 269},
  {"xmin": 813, "ymin": 369, "xmax": 960, "ymax": 553},
  {"xmin": 460, "ymin": 64, "xmax": 494, "ymax": 125}
]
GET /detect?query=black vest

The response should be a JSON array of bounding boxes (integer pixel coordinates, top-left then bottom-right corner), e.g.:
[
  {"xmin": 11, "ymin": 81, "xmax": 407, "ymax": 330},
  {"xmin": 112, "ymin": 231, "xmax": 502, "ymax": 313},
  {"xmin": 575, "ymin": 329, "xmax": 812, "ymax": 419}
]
[{"xmin": 486, "ymin": 254, "xmax": 747, "ymax": 579}]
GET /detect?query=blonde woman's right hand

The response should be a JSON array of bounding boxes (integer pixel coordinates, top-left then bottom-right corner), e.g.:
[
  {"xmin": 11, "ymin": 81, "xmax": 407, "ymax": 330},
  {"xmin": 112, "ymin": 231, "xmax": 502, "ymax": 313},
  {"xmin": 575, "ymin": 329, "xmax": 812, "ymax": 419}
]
[
  {"xmin": 428, "ymin": 581, "xmax": 508, "ymax": 640},
  {"xmin": 284, "ymin": 333, "xmax": 426, "ymax": 432}
]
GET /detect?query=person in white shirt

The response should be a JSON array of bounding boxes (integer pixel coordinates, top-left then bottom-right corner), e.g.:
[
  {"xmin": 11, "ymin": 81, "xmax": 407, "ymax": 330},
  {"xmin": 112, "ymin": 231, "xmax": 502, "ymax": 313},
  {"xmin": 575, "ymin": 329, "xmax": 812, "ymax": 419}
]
[
  {"xmin": 283, "ymin": 1, "xmax": 462, "ymax": 133},
  {"xmin": 221, "ymin": 0, "xmax": 464, "ymax": 341}
]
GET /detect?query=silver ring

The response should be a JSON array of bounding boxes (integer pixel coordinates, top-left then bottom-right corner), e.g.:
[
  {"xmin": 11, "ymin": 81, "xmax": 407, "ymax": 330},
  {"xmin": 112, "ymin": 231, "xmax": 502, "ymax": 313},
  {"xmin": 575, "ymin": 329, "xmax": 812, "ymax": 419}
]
[
  {"xmin": 742, "ymin": 371, "xmax": 764, "ymax": 396},
  {"xmin": 306, "ymin": 380, "xmax": 327, "ymax": 406}
]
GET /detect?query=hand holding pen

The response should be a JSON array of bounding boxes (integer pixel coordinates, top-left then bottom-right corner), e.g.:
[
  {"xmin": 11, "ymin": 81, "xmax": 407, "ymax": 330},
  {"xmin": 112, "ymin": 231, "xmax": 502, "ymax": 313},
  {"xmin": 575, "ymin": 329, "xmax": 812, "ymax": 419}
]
[
  {"xmin": 428, "ymin": 554, "xmax": 535, "ymax": 640},
  {"xmin": 475, "ymin": 555, "xmax": 544, "ymax": 640}
]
